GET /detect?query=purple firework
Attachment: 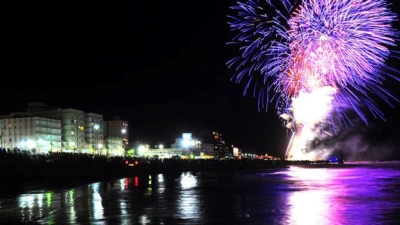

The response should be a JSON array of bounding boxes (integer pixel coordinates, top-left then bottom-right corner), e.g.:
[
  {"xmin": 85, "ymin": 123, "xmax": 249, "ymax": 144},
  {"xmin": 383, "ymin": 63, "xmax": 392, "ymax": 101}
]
[{"xmin": 227, "ymin": 0, "xmax": 400, "ymax": 133}]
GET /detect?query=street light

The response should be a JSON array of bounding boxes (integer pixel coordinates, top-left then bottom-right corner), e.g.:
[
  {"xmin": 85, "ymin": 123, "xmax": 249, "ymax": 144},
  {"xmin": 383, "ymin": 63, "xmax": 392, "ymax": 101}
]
[
  {"xmin": 121, "ymin": 128, "xmax": 127, "ymax": 150},
  {"xmin": 27, "ymin": 140, "xmax": 35, "ymax": 153},
  {"xmin": 138, "ymin": 145, "xmax": 147, "ymax": 156},
  {"xmin": 159, "ymin": 144, "xmax": 164, "ymax": 158},
  {"xmin": 98, "ymin": 143, "xmax": 103, "ymax": 154},
  {"xmin": 70, "ymin": 141, "xmax": 76, "ymax": 152},
  {"xmin": 20, "ymin": 141, "xmax": 26, "ymax": 151}
]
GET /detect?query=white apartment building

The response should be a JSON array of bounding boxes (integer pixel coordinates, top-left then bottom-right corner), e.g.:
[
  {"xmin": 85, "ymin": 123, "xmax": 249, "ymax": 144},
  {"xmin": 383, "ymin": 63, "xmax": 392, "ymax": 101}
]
[
  {"xmin": 27, "ymin": 102, "xmax": 86, "ymax": 152},
  {"xmin": 0, "ymin": 113, "xmax": 62, "ymax": 153},
  {"xmin": 105, "ymin": 137, "xmax": 125, "ymax": 156},
  {"xmin": 0, "ymin": 102, "xmax": 126, "ymax": 156}
]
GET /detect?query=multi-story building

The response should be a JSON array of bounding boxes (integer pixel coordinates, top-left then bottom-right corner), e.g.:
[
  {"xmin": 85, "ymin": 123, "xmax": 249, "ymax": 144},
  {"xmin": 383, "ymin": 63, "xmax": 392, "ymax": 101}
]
[
  {"xmin": 197, "ymin": 130, "xmax": 228, "ymax": 158},
  {"xmin": 104, "ymin": 137, "xmax": 124, "ymax": 156},
  {"xmin": 104, "ymin": 116, "xmax": 129, "ymax": 149},
  {"xmin": 84, "ymin": 112, "xmax": 104, "ymax": 154},
  {"xmin": 0, "ymin": 112, "xmax": 62, "ymax": 153},
  {"xmin": 27, "ymin": 102, "xmax": 86, "ymax": 152},
  {"xmin": 201, "ymin": 142, "xmax": 216, "ymax": 157},
  {"xmin": 0, "ymin": 102, "xmax": 127, "ymax": 156}
]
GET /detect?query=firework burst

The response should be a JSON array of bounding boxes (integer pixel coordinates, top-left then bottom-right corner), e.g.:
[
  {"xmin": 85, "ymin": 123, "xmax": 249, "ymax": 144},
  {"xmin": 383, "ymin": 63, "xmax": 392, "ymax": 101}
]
[{"xmin": 227, "ymin": 0, "xmax": 400, "ymax": 159}]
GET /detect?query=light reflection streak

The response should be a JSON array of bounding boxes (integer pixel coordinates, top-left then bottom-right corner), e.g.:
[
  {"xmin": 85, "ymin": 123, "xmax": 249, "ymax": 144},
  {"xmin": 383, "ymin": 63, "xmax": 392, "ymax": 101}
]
[
  {"xmin": 180, "ymin": 172, "xmax": 197, "ymax": 190},
  {"xmin": 36, "ymin": 193, "xmax": 44, "ymax": 219},
  {"xmin": 68, "ymin": 189, "xmax": 76, "ymax": 224},
  {"xmin": 177, "ymin": 172, "xmax": 200, "ymax": 219},
  {"xmin": 145, "ymin": 175, "xmax": 153, "ymax": 196},
  {"xmin": 119, "ymin": 202, "xmax": 128, "ymax": 218},
  {"xmin": 157, "ymin": 174, "xmax": 164, "ymax": 183},
  {"xmin": 139, "ymin": 215, "xmax": 150, "ymax": 224},
  {"xmin": 18, "ymin": 194, "xmax": 35, "ymax": 222},
  {"xmin": 37, "ymin": 194, "xmax": 43, "ymax": 209},
  {"xmin": 285, "ymin": 167, "xmax": 343, "ymax": 225},
  {"xmin": 288, "ymin": 190, "xmax": 332, "ymax": 225},
  {"xmin": 90, "ymin": 182, "xmax": 104, "ymax": 221},
  {"xmin": 46, "ymin": 192, "xmax": 52, "ymax": 207},
  {"xmin": 157, "ymin": 174, "xmax": 165, "ymax": 194},
  {"xmin": 120, "ymin": 178, "xmax": 126, "ymax": 190},
  {"xmin": 135, "ymin": 176, "xmax": 139, "ymax": 187},
  {"xmin": 288, "ymin": 166, "xmax": 331, "ymax": 181}
]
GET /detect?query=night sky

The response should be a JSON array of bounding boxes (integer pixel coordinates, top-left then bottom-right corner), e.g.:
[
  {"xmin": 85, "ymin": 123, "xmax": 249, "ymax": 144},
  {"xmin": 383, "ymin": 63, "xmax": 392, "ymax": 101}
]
[{"xmin": 2, "ymin": 1, "xmax": 400, "ymax": 159}]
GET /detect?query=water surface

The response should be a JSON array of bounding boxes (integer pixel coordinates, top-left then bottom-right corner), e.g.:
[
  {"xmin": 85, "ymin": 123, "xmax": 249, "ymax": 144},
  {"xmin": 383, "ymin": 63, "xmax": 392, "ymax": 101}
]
[{"xmin": 1, "ymin": 161, "xmax": 399, "ymax": 225}]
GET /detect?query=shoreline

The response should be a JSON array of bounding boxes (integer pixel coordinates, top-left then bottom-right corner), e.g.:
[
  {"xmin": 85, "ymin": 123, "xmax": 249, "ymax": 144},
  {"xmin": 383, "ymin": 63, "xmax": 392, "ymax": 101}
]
[
  {"xmin": 3, "ymin": 151, "xmax": 383, "ymax": 183},
  {"xmin": 0, "ymin": 158, "xmax": 351, "ymax": 182}
]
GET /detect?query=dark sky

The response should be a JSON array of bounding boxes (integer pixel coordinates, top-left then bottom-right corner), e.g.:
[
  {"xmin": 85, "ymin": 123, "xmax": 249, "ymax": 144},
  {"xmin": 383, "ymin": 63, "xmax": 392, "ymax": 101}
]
[{"xmin": 1, "ymin": 1, "xmax": 400, "ymax": 159}]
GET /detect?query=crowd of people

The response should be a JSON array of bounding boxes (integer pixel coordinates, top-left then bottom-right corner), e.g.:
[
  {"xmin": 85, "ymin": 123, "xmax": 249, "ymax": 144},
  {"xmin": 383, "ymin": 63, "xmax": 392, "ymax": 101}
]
[{"xmin": 0, "ymin": 148, "xmax": 337, "ymax": 181}]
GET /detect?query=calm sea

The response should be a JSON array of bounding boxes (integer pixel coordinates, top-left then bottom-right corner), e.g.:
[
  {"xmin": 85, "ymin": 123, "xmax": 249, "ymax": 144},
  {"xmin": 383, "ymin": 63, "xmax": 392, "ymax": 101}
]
[{"xmin": 0, "ymin": 161, "xmax": 399, "ymax": 225}]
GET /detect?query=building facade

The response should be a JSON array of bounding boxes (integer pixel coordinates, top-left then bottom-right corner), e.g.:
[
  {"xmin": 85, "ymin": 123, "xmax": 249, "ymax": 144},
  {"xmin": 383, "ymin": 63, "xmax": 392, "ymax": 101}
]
[
  {"xmin": 104, "ymin": 116, "xmax": 129, "ymax": 149},
  {"xmin": 1, "ymin": 102, "xmax": 125, "ymax": 156},
  {"xmin": 104, "ymin": 137, "xmax": 125, "ymax": 156},
  {"xmin": 84, "ymin": 112, "xmax": 104, "ymax": 154},
  {"xmin": 197, "ymin": 130, "xmax": 229, "ymax": 158},
  {"xmin": 0, "ymin": 113, "xmax": 62, "ymax": 153},
  {"xmin": 27, "ymin": 102, "xmax": 86, "ymax": 152}
]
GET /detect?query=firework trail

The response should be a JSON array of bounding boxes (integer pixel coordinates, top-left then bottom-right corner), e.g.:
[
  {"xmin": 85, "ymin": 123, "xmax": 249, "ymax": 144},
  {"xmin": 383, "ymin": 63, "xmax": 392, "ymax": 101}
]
[{"xmin": 227, "ymin": 0, "xmax": 400, "ymax": 160}]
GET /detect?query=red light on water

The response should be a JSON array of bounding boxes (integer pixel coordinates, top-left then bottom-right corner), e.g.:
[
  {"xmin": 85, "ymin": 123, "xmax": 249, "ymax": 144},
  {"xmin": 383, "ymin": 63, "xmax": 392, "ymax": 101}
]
[
  {"xmin": 134, "ymin": 176, "xmax": 139, "ymax": 187},
  {"xmin": 125, "ymin": 178, "xmax": 129, "ymax": 189}
]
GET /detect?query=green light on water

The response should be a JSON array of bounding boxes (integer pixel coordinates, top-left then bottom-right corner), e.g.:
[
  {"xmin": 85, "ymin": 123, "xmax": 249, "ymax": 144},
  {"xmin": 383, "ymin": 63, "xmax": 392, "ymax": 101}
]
[
  {"xmin": 69, "ymin": 189, "xmax": 74, "ymax": 204},
  {"xmin": 46, "ymin": 192, "xmax": 53, "ymax": 207}
]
